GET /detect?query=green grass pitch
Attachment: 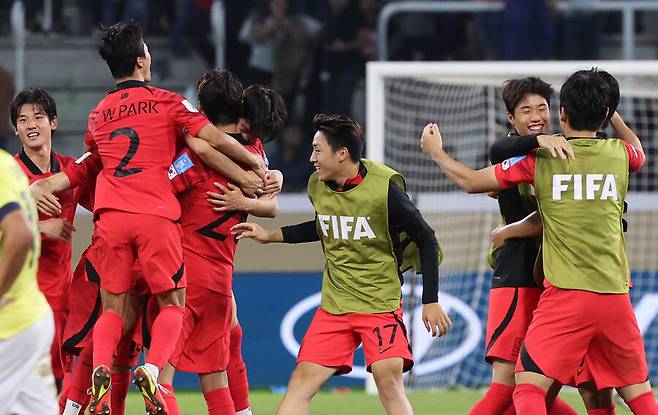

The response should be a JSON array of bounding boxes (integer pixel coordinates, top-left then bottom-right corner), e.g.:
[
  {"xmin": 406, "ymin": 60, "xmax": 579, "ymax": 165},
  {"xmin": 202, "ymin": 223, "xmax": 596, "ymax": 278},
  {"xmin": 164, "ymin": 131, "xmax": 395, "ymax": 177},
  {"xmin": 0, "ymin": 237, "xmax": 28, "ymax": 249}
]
[{"xmin": 125, "ymin": 389, "xmax": 634, "ymax": 414}]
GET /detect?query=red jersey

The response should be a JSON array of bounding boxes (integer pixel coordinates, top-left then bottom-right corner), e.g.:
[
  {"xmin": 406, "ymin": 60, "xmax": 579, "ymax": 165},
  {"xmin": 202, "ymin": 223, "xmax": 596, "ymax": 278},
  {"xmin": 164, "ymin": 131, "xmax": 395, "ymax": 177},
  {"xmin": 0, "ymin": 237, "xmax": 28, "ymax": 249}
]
[
  {"xmin": 494, "ymin": 141, "xmax": 645, "ymax": 188},
  {"xmin": 63, "ymin": 151, "xmax": 103, "ymax": 211},
  {"xmin": 170, "ymin": 138, "xmax": 266, "ymax": 294},
  {"xmin": 87, "ymin": 80, "xmax": 209, "ymax": 220},
  {"xmin": 14, "ymin": 150, "xmax": 83, "ymax": 310}
]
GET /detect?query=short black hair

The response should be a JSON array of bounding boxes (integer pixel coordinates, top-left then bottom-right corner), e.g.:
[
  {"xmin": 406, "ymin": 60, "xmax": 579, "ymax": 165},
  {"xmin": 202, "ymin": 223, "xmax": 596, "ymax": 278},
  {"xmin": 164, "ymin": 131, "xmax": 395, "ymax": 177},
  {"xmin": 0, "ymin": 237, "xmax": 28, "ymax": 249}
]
[
  {"xmin": 312, "ymin": 114, "xmax": 363, "ymax": 162},
  {"xmin": 197, "ymin": 69, "xmax": 243, "ymax": 125},
  {"xmin": 10, "ymin": 88, "xmax": 57, "ymax": 128},
  {"xmin": 241, "ymin": 85, "xmax": 287, "ymax": 143},
  {"xmin": 98, "ymin": 23, "xmax": 146, "ymax": 79},
  {"xmin": 502, "ymin": 77, "xmax": 554, "ymax": 114},
  {"xmin": 597, "ymin": 70, "xmax": 620, "ymax": 130},
  {"xmin": 560, "ymin": 68, "xmax": 616, "ymax": 131}
]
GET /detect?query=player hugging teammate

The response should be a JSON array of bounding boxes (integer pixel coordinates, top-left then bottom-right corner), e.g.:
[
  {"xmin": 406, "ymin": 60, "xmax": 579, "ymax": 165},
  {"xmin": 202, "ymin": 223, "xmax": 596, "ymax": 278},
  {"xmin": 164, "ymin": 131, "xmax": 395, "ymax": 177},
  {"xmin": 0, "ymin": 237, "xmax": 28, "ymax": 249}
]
[{"xmin": 421, "ymin": 68, "xmax": 658, "ymax": 415}]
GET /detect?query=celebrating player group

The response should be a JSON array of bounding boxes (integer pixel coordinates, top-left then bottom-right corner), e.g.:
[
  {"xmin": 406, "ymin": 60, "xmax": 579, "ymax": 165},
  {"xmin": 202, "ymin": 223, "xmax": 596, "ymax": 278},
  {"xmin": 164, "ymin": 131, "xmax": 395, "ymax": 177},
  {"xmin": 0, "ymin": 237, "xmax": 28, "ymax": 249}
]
[{"xmin": 0, "ymin": 18, "xmax": 655, "ymax": 415}]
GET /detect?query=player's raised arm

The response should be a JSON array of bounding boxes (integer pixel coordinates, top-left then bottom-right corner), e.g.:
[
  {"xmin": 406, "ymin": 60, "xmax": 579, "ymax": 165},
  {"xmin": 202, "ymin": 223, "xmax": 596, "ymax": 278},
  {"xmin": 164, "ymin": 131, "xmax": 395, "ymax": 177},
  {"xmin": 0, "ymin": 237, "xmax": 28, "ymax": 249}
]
[
  {"xmin": 420, "ymin": 123, "xmax": 501, "ymax": 193},
  {"xmin": 489, "ymin": 134, "xmax": 574, "ymax": 163},
  {"xmin": 195, "ymin": 123, "xmax": 267, "ymax": 180},
  {"xmin": 610, "ymin": 111, "xmax": 643, "ymax": 154},
  {"xmin": 185, "ymin": 134, "xmax": 263, "ymax": 198}
]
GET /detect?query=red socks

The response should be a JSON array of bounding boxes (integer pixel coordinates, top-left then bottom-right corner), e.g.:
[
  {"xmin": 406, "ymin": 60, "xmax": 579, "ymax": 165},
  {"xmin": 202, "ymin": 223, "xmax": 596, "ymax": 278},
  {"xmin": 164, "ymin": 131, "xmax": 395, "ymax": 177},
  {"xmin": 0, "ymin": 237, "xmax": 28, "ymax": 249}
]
[
  {"xmin": 92, "ymin": 311, "xmax": 124, "ymax": 368},
  {"xmin": 626, "ymin": 391, "xmax": 658, "ymax": 415},
  {"xmin": 228, "ymin": 324, "xmax": 251, "ymax": 412},
  {"xmin": 67, "ymin": 346, "xmax": 93, "ymax": 410},
  {"xmin": 513, "ymin": 384, "xmax": 547, "ymax": 415},
  {"xmin": 147, "ymin": 306, "xmax": 185, "ymax": 369},
  {"xmin": 547, "ymin": 397, "xmax": 579, "ymax": 415},
  {"xmin": 204, "ymin": 387, "xmax": 235, "ymax": 415},
  {"xmin": 588, "ymin": 406, "xmax": 617, "ymax": 415},
  {"xmin": 161, "ymin": 384, "xmax": 180, "ymax": 415},
  {"xmin": 469, "ymin": 383, "xmax": 515, "ymax": 414},
  {"xmin": 110, "ymin": 371, "xmax": 131, "ymax": 415}
]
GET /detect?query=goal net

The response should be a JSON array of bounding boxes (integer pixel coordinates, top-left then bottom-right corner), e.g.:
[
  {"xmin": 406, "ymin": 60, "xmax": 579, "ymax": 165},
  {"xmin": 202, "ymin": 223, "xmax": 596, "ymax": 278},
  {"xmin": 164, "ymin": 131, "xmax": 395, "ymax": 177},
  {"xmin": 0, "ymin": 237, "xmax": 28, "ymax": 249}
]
[{"xmin": 366, "ymin": 61, "xmax": 658, "ymax": 389}]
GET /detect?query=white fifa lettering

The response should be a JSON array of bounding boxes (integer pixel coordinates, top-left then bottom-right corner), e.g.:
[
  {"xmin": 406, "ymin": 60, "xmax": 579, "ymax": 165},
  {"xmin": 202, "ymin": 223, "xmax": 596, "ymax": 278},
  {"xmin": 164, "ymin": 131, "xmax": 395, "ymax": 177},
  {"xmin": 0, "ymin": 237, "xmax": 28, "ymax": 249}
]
[
  {"xmin": 586, "ymin": 174, "xmax": 603, "ymax": 200},
  {"xmin": 573, "ymin": 174, "xmax": 582, "ymax": 200},
  {"xmin": 552, "ymin": 174, "xmax": 618, "ymax": 200},
  {"xmin": 318, "ymin": 215, "xmax": 330, "ymax": 237},
  {"xmin": 601, "ymin": 174, "xmax": 618, "ymax": 200},
  {"xmin": 331, "ymin": 215, "xmax": 339, "ymax": 238},
  {"xmin": 353, "ymin": 217, "xmax": 376, "ymax": 240},
  {"xmin": 340, "ymin": 216, "xmax": 354, "ymax": 240},
  {"xmin": 552, "ymin": 174, "xmax": 572, "ymax": 200},
  {"xmin": 316, "ymin": 215, "xmax": 377, "ymax": 240}
]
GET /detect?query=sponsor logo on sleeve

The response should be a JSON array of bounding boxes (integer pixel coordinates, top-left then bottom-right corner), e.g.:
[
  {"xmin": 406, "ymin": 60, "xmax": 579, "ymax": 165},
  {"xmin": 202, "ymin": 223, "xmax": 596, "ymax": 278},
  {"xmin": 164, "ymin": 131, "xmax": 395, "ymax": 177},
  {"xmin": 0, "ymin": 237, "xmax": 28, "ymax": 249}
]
[
  {"xmin": 501, "ymin": 155, "xmax": 527, "ymax": 171},
  {"xmin": 169, "ymin": 152, "xmax": 194, "ymax": 180},
  {"xmin": 181, "ymin": 99, "xmax": 199, "ymax": 113}
]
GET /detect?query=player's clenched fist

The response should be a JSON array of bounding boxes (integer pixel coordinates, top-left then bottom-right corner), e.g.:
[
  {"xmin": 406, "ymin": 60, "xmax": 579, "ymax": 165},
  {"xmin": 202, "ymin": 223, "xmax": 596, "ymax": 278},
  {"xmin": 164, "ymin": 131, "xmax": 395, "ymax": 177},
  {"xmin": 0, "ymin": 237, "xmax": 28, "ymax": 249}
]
[
  {"xmin": 422, "ymin": 302, "xmax": 452, "ymax": 337},
  {"xmin": 420, "ymin": 123, "xmax": 443, "ymax": 157}
]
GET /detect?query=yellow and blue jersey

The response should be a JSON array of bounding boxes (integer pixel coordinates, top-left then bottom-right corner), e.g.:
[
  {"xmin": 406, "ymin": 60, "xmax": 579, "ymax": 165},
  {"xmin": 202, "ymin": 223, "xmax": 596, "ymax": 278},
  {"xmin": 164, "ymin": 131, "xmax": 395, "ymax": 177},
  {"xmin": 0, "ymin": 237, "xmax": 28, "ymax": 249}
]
[{"xmin": 0, "ymin": 149, "xmax": 48, "ymax": 339}]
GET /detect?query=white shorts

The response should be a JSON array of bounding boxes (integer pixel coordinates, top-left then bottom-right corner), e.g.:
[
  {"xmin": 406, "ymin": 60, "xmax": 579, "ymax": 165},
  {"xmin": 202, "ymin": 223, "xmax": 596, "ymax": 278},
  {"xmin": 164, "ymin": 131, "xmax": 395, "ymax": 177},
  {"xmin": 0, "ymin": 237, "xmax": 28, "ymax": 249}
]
[{"xmin": 0, "ymin": 309, "xmax": 57, "ymax": 415}]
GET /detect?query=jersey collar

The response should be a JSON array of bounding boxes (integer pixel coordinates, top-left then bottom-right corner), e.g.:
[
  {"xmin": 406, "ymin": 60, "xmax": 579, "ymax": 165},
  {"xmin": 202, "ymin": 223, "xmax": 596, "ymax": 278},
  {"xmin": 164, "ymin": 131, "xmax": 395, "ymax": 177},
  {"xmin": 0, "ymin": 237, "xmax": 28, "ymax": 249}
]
[
  {"xmin": 18, "ymin": 150, "xmax": 60, "ymax": 175},
  {"xmin": 109, "ymin": 80, "xmax": 153, "ymax": 95}
]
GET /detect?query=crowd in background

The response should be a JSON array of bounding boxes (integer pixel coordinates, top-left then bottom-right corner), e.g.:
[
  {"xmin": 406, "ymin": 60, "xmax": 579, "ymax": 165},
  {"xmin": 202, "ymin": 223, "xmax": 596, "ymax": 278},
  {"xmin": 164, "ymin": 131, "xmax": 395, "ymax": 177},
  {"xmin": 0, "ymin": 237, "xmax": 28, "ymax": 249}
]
[{"xmin": 0, "ymin": 0, "xmax": 650, "ymax": 190}]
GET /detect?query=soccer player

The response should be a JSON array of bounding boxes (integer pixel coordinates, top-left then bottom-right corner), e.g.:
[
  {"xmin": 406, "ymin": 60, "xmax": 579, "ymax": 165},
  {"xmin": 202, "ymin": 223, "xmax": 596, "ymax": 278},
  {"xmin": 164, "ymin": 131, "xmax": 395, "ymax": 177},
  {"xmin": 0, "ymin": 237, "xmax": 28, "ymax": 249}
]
[
  {"xmin": 158, "ymin": 71, "xmax": 286, "ymax": 415},
  {"xmin": 420, "ymin": 68, "xmax": 658, "ymax": 415},
  {"xmin": 86, "ymin": 22, "xmax": 266, "ymax": 415},
  {"xmin": 0, "ymin": 148, "xmax": 57, "ymax": 413},
  {"xmin": 470, "ymin": 77, "xmax": 580, "ymax": 415},
  {"xmin": 10, "ymin": 88, "xmax": 84, "ymax": 392},
  {"xmin": 232, "ymin": 114, "xmax": 452, "ymax": 415}
]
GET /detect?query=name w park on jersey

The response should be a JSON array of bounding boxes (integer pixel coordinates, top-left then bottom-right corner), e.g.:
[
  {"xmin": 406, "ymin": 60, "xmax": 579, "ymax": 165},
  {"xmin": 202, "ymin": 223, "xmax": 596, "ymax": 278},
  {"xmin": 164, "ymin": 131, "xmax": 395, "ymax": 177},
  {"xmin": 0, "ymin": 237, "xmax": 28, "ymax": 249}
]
[
  {"xmin": 317, "ymin": 214, "xmax": 376, "ymax": 240},
  {"xmin": 102, "ymin": 100, "xmax": 160, "ymax": 122},
  {"xmin": 552, "ymin": 173, "xmax": 618, "ymax": 200}
]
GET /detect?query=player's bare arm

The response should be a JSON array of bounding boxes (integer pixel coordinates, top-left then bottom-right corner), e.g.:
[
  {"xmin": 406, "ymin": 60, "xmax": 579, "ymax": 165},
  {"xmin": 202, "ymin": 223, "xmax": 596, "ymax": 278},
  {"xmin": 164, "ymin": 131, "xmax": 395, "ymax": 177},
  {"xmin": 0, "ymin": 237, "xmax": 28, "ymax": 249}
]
[
  {"xmin": 207, "ymin": 182, "xmax": 278, "ymax": 218},
  {"xmin": 196, "ymin": 123, "xmax": 267, "ymax": 179},
  {"xmin": 186, "ymin": 134, "xmax": 264, "ymax": 198},
  {"xmin": 420, "ymin": 123, "xmax": 501, "ymax": 193},
  {"xmin": 491, "ymin": 211, "xmax": 542, "ymax": 249},
  {"xmin": 231, "ymin": 222, "xmax": 283, "ymax": 243},
  {"xmin": 0, "ymin": 209, "xmax": 34, "ymax": 298},
  {"xmin": 610, "ymin": 111, "xmax": 643, "ymax": 153},
  {"xmin": 30, "ymin": 172, "xmax": 71, "ymax": 216}
]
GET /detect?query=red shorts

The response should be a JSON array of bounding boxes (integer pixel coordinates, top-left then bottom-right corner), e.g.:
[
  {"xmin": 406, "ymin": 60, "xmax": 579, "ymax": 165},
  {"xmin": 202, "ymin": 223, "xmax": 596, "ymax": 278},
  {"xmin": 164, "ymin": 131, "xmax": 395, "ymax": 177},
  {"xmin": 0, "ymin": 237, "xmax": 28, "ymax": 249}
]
[
  {"xmin": 62, "ymin": 254, "xmax": 101, "ymax": 353},
  {"xmin": 297, "ymin": 307, "xmax": 413, "ymax": 375},
  {"xmin": 170, "ymin": 284, "xmax": 233, "ymax": 373},
  {"xmin": 516, "ymin": 284, "xmax": 649, "ymax": 389},
  {"xmin": 485, "ymin": 287, "xmax": 540, "ymax": 364},
  {"xmin": 86, "ymin": 211, "xmax": 186, "ymax": 295}
]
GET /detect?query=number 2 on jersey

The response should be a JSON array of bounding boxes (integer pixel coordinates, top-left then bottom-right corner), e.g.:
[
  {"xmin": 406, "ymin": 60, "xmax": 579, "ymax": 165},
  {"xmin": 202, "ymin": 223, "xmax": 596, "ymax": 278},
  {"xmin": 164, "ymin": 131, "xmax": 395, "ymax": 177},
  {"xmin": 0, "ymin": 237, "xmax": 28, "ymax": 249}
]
[{"xmin": 109, "ymin": 127, "xmax": 143, "ymax": 177}]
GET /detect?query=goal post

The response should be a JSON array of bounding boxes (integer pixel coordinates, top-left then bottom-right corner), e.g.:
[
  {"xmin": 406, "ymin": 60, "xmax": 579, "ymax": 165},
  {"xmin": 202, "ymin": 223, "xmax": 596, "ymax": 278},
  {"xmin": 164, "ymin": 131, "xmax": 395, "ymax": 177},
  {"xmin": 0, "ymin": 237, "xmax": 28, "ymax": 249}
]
[{"xmin": 366, "ymin": 60, "xmax": 658, "ymax": 389}]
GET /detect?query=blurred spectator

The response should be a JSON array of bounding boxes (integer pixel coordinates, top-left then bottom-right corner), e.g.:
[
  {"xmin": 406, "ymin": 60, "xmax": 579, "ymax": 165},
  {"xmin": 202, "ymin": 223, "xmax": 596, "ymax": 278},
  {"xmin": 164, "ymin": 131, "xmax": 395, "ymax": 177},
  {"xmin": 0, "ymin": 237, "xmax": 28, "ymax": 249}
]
[
  {"xmin": 239, "ymin": 1, "xmax": 279, "ymax": 86},
  {"xmin": 0, "ymin": 67, "xmax": 14, "ymax": 151},
  {"xmin": 23, "ymin": 0, "xmax": 64, "ymax": 33},
  {"xmin": 502, "ymin": 0, "xmax": 556, "ymax": 60},
  {"xmin": 174, "ymin": 0, "xmax": 215, "ymax": 67},
  {"xmin": 476, "ymin": 0, "xmax": 502, "ymax": 60},
  {"xmin": 270, "ymin": 0, "xmax": 321, "ymax": 122},
  {"xmin": 559, "ymin": 0, "xmax": 602, "ymax": 60},
  {"xmin": 357, "ymin": 0, "xmax": 380, "ymax": 62},
  {"xmin": 99, "ymin": 0, "xmax": 146, "ymax": 27},
  {"xmin": 321, "ymin": 0, "xmax": 362, "ymax": 115},
  {"xmin": 268, "ymin": 125, "xmax": 314, "ymax": 192}
]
